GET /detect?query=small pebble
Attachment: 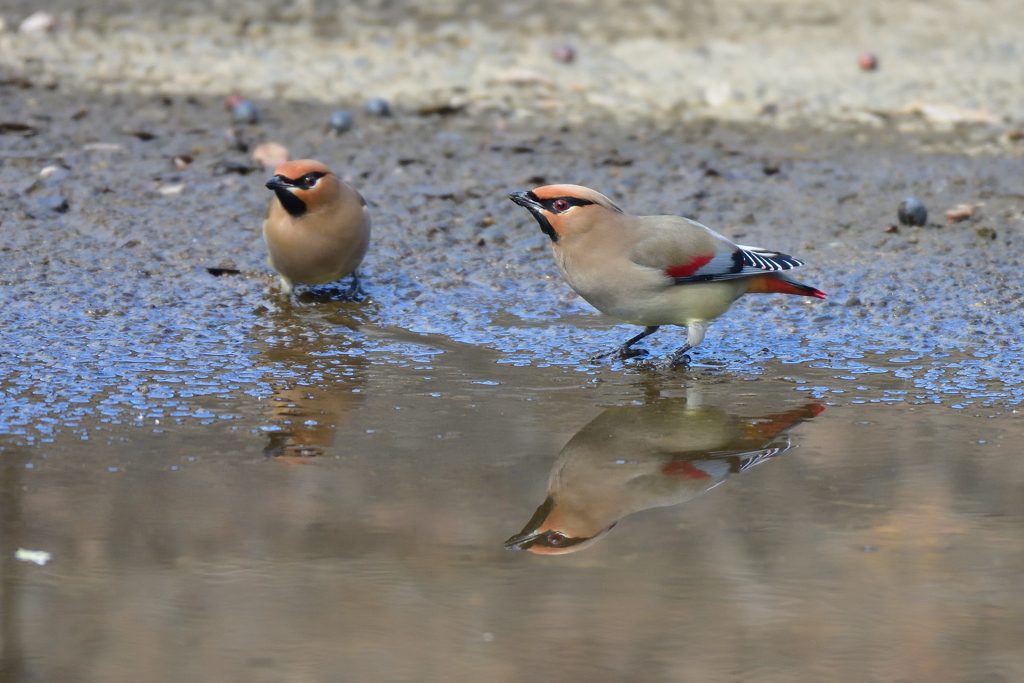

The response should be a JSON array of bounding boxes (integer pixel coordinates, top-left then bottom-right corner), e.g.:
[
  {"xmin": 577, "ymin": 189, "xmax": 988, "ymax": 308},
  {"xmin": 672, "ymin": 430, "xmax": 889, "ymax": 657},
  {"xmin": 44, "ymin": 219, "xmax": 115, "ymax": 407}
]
[
  {"xmin": 19, "ymin": 11, "xmax": 54, "ymax": 34},
  {"xmin": 252, "ymin": 142, "xmax": 289, "ymax": 169},
  {"xmin": 552, "ymin": 44, "xmax": 576, "ymax": 63},
  {"xmin": 230, "ymin": 100, "xmax": 260, "ymax": 125},
  {"xmin": 858, "ymin": 53, "xmax": 878, "ymax": 71},
  {"xmin": 945, "ymin": 203, "xmax": 977, "ymax": 223},
  {"xmin": 364, "ymin": 97, "xmax": 392, "ymax": 117},
  {"xmin": 172, "ymin": 154, "xmax": 193, "ymax": 170},
  {"xmin": 224, "ymin": 93, "xmax": 245, "ymax": 111},
  {"xmin": 327, "ymin": 109, "xmax": 353, "ymax": 134},
  {"xmin": 884, "ymin": 225, "xmax": 899, "ymax": 233},
  {"xmin": 224, "ymin": 127, "xmax": 249, "ymax": 152},
  {"xmin": 40, "ymin": 196, "xmax": 69, "ymax": 213},
  {"xmin": 974, "ymin": 226, "xmax": 997, "ymax": 240},
  {"xmin": 897, "ymin": 197, "xmax": 927, "ymax": 226}
]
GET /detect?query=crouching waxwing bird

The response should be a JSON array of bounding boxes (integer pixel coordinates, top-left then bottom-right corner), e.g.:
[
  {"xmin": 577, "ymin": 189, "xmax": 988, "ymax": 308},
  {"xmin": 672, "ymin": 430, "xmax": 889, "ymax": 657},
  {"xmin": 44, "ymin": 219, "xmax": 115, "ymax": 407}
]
[
  {"xmin": 509, "ymin": 184, "xmax": 825, "ymax": 367},
  {"xmin": 504, "ymin": 398, "xmax": 823, "ymax": 554},
  {"xmin": 263, "ymin": 159, "xmax": 370, "ymax": 298}
]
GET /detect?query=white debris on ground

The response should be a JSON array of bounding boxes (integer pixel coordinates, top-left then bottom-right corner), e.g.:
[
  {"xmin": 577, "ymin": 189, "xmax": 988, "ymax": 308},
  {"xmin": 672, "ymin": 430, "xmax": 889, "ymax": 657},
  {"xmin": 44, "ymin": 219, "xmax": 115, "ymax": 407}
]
[{"xmin": 15, "ymin": 548, "xmax": 53, "ymax": 565}]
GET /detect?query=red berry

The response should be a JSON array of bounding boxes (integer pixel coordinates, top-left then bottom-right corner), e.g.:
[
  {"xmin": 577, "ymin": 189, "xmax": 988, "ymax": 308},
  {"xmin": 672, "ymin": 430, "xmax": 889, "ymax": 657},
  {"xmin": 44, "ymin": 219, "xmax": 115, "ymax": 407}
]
[
  {"xmin": 858, "ymin": 53, "xmax": 878, "ymax": 71},
  {"xmin": 552, "ymin": 45, "xmax": 576, "ymax": 63}
]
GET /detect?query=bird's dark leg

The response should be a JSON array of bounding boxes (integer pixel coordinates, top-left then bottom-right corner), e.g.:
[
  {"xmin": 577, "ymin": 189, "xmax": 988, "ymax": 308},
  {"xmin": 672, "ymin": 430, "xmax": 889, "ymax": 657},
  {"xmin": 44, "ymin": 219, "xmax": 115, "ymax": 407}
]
[
  {"xmin": 590, "ymin": 326, "xmax": 659, "ymax": 362},
  {"xmin": 660, "ymin": 344, "xmax": 692, "ymax": 369},
  {"xmin": 345, "ymin": 271, "xmax": 366, "ymax": 300},
  {"xmin": 280, "ymin": 276, "xmax": 305, "ymax": 308}
]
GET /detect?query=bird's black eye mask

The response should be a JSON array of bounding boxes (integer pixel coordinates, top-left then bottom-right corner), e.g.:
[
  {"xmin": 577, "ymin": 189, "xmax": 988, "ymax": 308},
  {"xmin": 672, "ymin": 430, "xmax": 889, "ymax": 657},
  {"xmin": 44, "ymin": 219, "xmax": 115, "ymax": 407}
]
[
  {"xmin": 516, "ymin": 530, "xmax": 591, "ymax": 551},
  {"xmin": 509, "ymin": 190, "xmax": 596, "ymax": 243},
  {"xmin": 534, "ymin": 192, "xmax": 595, "ymax": 214},
  {"xmin": 266, "ymin": 172, "xmax": 327, "ymax": 217},
  {"xmin": 503, "ymin": 496, "xmax": 615, "ymax": 551}
]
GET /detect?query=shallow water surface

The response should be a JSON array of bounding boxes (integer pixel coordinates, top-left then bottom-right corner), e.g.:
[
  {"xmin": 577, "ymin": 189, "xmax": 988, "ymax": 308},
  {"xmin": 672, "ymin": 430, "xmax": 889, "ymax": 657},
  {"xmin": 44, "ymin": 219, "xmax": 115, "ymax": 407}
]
[{"xmin": 3, "ymin": 340, "xmax": 1023, "ymax": 682}]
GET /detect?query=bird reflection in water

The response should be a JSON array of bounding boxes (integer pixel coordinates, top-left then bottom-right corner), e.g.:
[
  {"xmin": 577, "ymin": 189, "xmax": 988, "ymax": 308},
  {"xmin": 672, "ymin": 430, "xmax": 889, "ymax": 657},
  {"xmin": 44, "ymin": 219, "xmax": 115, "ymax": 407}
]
[
  {"xmin": 262, "ymin": 381, "xmax": 365, "ymax": 462},
  {"xmin": 257, "ymin": 302, "xmax": 369, "ymax": 462},
  {"xmin": 258, "ymin": 346, "xmax": 367, "ymax": 462},
  {"xmin": 505, "ymin": 397, "xmax": 823, "ymax": 554}
]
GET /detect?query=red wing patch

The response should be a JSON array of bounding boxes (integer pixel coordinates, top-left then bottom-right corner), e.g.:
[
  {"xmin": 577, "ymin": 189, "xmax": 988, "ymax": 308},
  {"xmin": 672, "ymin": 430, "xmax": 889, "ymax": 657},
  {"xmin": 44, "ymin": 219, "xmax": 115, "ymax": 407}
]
[
  {"xmin": 661, "ymin": 461, "xmax": 713, "ymax": 480},
  {"xmin": 664, "ymin": 254, "xmax": 714, "ymax": 279}
]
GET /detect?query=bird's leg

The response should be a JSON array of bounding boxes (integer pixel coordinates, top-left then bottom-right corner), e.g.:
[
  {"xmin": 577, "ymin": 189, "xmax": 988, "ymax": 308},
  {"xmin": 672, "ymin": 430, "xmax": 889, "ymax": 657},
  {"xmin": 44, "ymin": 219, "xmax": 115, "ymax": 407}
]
[
  {"xmin": 344, "ymin": 271, "xmax": 366, "ymax": 301},
  {"xmin": 590, "ymin": 326, "xmax": 659, "ymax": 362},
  {"xmin": 279, "ymin": 276, "xmax": 305, "ymax": 308},
  {"xmin": 662, "ymin": 344, "xmax": 692, "ymax": 369},
  {"xmin": 650, "ymin": 321, "xmax": 706, "ymax": 369},
  {"xmin": 638, "ymin": 344, "xmax": 691, "ymax": 370}
]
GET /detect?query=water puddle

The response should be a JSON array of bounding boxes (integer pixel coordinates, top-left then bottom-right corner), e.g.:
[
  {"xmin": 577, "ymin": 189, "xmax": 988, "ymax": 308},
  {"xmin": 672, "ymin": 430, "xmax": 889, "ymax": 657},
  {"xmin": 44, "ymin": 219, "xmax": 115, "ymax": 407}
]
[{"xmin": 3, "ymin": 339, "xmax": 1023, "ymax": 681}]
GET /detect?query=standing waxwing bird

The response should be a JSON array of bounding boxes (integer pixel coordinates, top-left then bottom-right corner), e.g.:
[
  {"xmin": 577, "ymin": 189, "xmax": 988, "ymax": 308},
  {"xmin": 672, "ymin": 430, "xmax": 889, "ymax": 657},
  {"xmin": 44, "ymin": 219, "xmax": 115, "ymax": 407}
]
[
  {"xmin": 509, "ymin": 184, "xmax": 826, "ymax": 367},
  {"xmin": 504, "ymin": 399, "xmax": 824, "ymax": 555},
  {"xmin": 263, "ymin": 159, "xmax": 371, "ymax": 299}
]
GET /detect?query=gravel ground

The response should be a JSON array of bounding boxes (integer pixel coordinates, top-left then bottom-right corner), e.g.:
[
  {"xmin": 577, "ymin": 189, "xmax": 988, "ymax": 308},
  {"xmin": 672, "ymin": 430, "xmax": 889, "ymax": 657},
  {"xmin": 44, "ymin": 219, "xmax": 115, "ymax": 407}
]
[
  {"xmin": 1, "ymin": 0, "xmax": 1024, "ymax": 145},
  {"xmin": 3, "ymin": 0, "xmax": 1024, "ymax": 432},
  {"xmin": 2, "ymin": 83, "xmax": 1024, "ymax": 435}
]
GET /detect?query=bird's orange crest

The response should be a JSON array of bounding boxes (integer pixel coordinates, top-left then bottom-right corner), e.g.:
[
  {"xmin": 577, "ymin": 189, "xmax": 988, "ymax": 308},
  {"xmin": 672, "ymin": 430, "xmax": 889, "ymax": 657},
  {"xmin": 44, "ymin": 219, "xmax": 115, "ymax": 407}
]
[
  {"xmin": 273, "ymin": 159, "xmax": 333, "ymax": 180},
  {"xmin": 531, "ymin": 184, "xmax": 623, "ymax": 213}
]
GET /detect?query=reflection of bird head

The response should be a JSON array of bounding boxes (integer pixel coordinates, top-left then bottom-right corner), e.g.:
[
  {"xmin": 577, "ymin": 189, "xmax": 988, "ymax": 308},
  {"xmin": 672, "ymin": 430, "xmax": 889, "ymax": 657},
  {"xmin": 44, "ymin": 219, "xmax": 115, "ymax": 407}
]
[
  {"xmin": 505, "ymin": 400, "xmax": 823, "ymax": 555},
  {"xmin": 509, "ymin": 184, "xmax": 624, "ymax": 243},
  {"xmin": 503, "ymin": 496, "xmax": 617, "ymax": 555}
]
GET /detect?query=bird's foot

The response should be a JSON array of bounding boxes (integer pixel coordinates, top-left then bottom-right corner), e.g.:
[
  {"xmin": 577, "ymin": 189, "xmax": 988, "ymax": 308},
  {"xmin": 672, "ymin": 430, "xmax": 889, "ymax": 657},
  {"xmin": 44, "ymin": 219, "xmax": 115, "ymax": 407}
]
[
  {"xmin": 342, "ymin": 273, "xmax": 367, "ymax": 302},
  {"xmin": 589, "ymin": 346, "xmax": 649, "ymax": 363},
  {"xmin": 663, "ymin": 346, "xmax": 692, "ymax": 370},
  {"xmin": 344, "ymin": 282, "xmax": 367, "ymax": 302},
  {"xmin": 638, "ymin": 346, "xmax": 691, "ymax": 371}
]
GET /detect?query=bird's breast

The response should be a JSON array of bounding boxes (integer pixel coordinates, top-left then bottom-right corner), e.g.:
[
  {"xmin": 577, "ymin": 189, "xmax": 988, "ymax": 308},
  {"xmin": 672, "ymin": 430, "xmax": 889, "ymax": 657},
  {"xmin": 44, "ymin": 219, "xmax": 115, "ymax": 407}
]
[{"xmin": 263, "ymin": 203, "xmax": 370, "ymax": 285}]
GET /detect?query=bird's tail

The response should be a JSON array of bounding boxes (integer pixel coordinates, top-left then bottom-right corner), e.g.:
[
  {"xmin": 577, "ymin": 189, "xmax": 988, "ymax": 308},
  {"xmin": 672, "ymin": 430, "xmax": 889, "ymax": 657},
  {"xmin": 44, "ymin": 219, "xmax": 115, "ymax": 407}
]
[
  {"xmin": 747, "ymin": 274, "xmax": 826, "ymax": 299},
  {"xmin": 743, "ymin": 403, "xmax": 825, "ymax": 441}
]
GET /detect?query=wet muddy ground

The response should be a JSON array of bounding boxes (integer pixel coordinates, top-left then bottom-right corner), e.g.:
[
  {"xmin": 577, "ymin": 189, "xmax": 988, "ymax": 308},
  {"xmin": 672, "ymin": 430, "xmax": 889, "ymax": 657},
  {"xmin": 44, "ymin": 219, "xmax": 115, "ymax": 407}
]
[{"xmin": 3, "ymin": 2, "xmax": 1024, "ymax": 680}]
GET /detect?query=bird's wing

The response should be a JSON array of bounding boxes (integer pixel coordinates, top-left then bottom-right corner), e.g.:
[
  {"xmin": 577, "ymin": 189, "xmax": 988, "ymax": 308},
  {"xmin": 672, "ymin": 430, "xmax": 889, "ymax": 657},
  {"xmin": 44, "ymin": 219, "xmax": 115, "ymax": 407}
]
[{"xmin": 628, "ymin": 217, "xmax": 804, "ymax": 284}]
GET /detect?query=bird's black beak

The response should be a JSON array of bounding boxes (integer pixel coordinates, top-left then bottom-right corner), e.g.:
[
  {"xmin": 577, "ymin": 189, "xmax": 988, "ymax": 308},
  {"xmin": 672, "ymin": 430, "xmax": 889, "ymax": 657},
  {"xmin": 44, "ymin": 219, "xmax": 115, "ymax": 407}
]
[
  {"xmin": 508, "ymin": 190, "xmax": 543, "ymax": 212},
  {"xmin": 266, "ymin": 175, "xmax": 308, "ymax": 217},
  {"xmin": 503, "ymin": 496, "xmax": 555, "ymax": 550},
  {"xmin": 265, "ymin": 175, "xmax": 293, "ymax": 192},
  {"xmin": 508, "ymin": 191, "xmax": 558, "ymax": 242},
  {"xmin": 503, "ymin": 529, "xmax": 542, "ymax": 551}
]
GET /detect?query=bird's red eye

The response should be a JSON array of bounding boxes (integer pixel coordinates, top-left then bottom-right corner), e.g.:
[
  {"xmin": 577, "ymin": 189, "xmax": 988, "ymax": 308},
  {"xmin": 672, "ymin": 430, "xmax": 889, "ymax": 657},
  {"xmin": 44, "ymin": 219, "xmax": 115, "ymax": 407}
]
[
  {"xmin": 553, "ymin": 199, "xmax": 569, "ymax": 212},
  {"xmin": 303, "ymin": 173, "xmax": 320, "ymax": 188},
  {"xmin": 547, "ymin": 532, "xmax": 565, "ymax": 546}
]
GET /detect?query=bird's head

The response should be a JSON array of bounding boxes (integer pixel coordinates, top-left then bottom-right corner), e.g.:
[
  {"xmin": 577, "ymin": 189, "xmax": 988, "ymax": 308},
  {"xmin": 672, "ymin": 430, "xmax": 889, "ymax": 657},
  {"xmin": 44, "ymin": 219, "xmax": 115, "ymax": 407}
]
[
  {"xmin": 503, "ymin": 495, "xmax": 616, "ymax": 555},
  {"xmin": 508, "ymin": 184, "xmax": 623, "ymax": 243},
  {"xmin": 265, "ymin": 159, "xmax": 339, "ymax": 217}
]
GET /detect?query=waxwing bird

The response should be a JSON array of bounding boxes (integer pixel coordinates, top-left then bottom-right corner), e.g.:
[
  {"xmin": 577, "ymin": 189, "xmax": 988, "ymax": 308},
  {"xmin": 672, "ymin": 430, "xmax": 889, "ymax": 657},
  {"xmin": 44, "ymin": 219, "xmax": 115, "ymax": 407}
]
[
  {"xmin": 508, "ymin": 184, "xmax": 825, "ymax": 367},
  {"xmin": 504, "ymin": 399, "xmax": 823, "ymax": 554},
  {"xmin": 263, "ymin": 159, "xmax": 370, "ymax": 299}
]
